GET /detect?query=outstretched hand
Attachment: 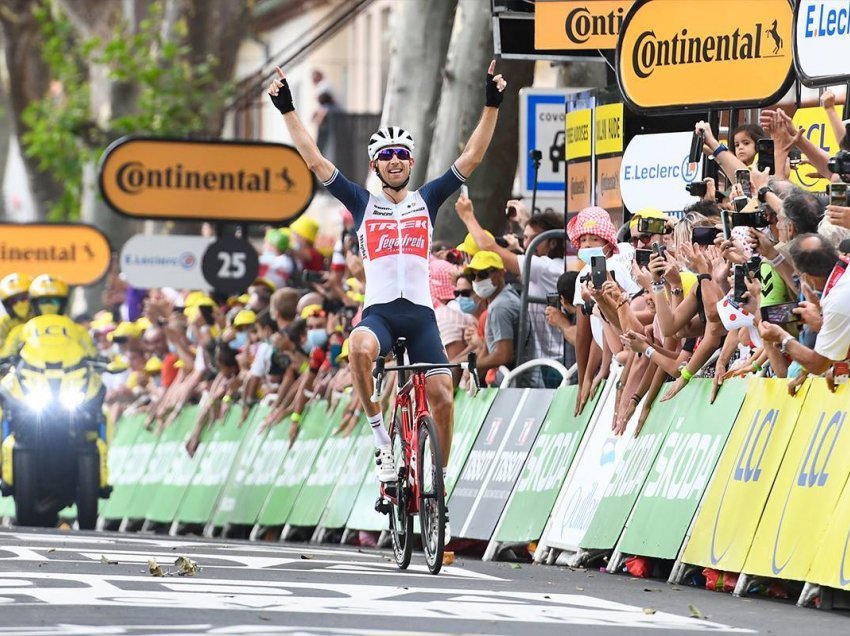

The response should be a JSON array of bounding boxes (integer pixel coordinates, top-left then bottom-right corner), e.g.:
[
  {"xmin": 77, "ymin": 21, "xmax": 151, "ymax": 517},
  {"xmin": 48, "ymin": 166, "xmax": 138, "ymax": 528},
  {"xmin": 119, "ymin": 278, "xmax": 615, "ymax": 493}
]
[
  {"xmin": 485, "ymin": 60, "xmax": 507, "ymax": 108},
  {"xmin": 268, "ymin": 66, "xmax": 295, "ymax": 114}
]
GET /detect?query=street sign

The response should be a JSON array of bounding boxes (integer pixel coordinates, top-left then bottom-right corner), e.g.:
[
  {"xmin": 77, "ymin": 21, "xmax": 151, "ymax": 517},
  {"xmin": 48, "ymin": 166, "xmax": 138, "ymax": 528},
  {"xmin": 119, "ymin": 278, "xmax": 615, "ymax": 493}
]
[
  {"xmin": 99, "ymin": 137, "xmax": 315, "ymax": 223},
  {"xmin": 0, "ymin": 223, "xmax": 110, "ymax": 285},
  {"xmin": 120, "ymin": 234, "xmax": 213, "ymax": 290},
  {"xmin": 201, "ymin": 236, "xmax": 260, "ymax": 295},
  {"xmin": 519, "ymin": 89, "xmax": 573, "ymax": 198}
]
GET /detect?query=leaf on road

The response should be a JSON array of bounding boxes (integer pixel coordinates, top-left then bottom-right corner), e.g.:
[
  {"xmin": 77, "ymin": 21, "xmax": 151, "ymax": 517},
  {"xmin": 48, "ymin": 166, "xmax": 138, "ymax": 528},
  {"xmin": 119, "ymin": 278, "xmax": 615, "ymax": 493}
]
[
  {"xmin": 689, "ymin": 604, "xmax": 706, "ymax": 619},
  {"xmin": 510, "ymin": 563, "xmax": 522, "ymax": 569},
  {"xmin": 643, "ymin": 588, "xmax": 661, "ymax": 592},
  {"xmin": 47, "ymin": 548, "xmax": 56, "ymax": 553},
  {"xmin": 299, "ymin": 554, "xmax": 313, "ymax": 560},
  {"xmin": 575, "ymin": 586, "xmax": 584, "ymax": 591},
  {"xmin": 643, "ymin": 607, "xmax": 657, "ymax": 615},
  {"xmin": 100, "ymin": 555, "xmax": 118, "ymax": 565},
  {"xmin": 175, "ymin": 556, "xmax": 199, "ymax": 576},
  {"xmin": 148, "ymin": 558, "xmax": 165, "ymax": 577}
]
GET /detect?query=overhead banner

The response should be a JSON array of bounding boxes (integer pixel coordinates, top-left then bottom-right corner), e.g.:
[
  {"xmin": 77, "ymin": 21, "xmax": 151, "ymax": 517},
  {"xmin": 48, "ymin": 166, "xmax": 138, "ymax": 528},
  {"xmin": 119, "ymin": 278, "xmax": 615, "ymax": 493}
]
[
  {"xmin": 617, "ymin": 0, "xmax": 795, "ymax": 113},
  {"xmin": 794, "ymin": 0, "xmax": 850, "ymax": 86},
  {"xmin": 99, "ymin": 137, "xmax": 315, "ymax": 223},
  {"xmin": 594, "ymin": 103, "xmax": 624, "ymax": 156},
  {"xmin": 535, "ymin": 1, "xmax": 633, "ymax": 50},
  {"xmin": 744, "ymin": 380, "xmax": 850, "ymax": 582},
  {"xmin": 120, "ymin": 234, "xmax": 212, "ymax": 290},
  {"xmin": 620, "ymin": 132, "xmax": 702, "ymax": 214},
  {"xmin": 617, "ymin": 380, "xmax": 746, "ymax": 560},
  {"xmin": 0, "ymin": 223, "xmax": 110, "ymax": 286},
  {"xmin": 683, "ymin": 379, "xmax": 808, "ymax": 573},
  {"xmin": 565, "ymin": 109, "xmax": 593, "ymax": 161},
  {"xmin": 790, "ymin": 107, "xmax": 842, "ymax": 193}
]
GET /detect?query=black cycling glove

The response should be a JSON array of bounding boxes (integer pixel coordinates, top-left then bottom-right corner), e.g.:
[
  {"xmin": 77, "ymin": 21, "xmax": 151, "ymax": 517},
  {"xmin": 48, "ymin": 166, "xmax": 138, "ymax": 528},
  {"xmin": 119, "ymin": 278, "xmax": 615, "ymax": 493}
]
[
  {"xmin": 269, "ymin": 77, "xmax": 295, "ymax": 114},
  {"xmin": 485, "ymin": 68, "xmax": 503, "ymax": 108}
]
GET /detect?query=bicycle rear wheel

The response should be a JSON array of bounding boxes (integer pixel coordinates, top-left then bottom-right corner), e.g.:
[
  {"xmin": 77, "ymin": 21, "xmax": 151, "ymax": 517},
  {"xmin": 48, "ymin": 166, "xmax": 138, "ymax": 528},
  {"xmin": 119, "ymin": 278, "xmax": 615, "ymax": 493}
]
[
  {"xmin": 388, "ymin": 415, "xmax": 413, "ymax": 569},
  {"xmin": 417, "ymin": 415, "xmax": 445, "ymax": 575}
]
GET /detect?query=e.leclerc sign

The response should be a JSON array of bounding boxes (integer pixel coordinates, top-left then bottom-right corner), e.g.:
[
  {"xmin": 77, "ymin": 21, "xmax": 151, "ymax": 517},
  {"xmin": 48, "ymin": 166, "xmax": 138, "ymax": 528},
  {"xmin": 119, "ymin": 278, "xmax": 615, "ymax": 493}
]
[
  {"xmin": 616, "ymin": 0, "xmax": 795, "ymax": 113},
  {"xmin": 99, "ymin": 137, "xmax": 315, "ymax": 223},
  {"xmin": 794, "ymin": 0, "xmax": 850, "ymax": 87}
]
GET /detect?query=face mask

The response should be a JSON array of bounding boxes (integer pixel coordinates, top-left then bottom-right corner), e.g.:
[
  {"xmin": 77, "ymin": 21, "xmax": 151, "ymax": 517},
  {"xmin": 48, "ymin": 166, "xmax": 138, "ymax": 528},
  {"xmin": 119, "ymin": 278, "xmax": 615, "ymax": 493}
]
[
  {"xmin": 577, "ymin": 246, "xmax": 605, "ymax": 265},
  {"xmin": 457, "ymin": 296, "xmax": 476, "ymax": 314},
  {"xmin": 306, "ymin": 328, "xmax": 328, "ymax": 350},
  {"xmin": 229, "ymin": 331, "xmax": 248, "ymax": 351},
  {"xmin": 472, "ymin": 278, "xmax": 497, "ymax": 300}
]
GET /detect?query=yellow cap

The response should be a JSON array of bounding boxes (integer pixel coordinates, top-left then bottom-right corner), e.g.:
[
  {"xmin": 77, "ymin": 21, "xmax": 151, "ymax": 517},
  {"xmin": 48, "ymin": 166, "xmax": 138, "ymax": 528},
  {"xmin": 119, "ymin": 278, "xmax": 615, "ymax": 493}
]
[
  {"xmin": 233, "ymin": 309, "xmax": 257, "ymax": 328},
  {"xmin": 144, "ymin": 356, "xmax": 162, "ymax": 374},
  {"xmin": 90, "ymin": 311, "xmax": 115, "ymax": 332},
  {"xmin": 456, "ymin": 231, "xmax": 494, "ymax": 255},
  {"xmin": 336, "ymin": 338, "xmax": 349, "ymax": 362},
  {"xmin": 629, "ymin": 208, "xmax": 666, "ymax": 229},
  {"xmin": 183, "ymin": 291, "xmax": 207, "ymax": 307},
  {"xmin": 109, "ymin": 321, "xmax": 142, "ymax": 341},
  {"xmin": 464, "ymin": 250, "xmax": 504, "ymax": 274},
  {"xmin": 300, "ymin": 303, "xmax": 324, "ymax": 319},
  {"xmin": 290, "ymin": 215, "xmax": 320, "ymax": 244},
  {"xmin": 252, "ymin": 277, "xmax": 277, "ymax": 291},
  {"xmin": 135, "ymin": 316, "xmax": 152, "ymax": 332},
  {"xmin": 107, "ymin": 354, "xmax": 129, "ymax": 372}
]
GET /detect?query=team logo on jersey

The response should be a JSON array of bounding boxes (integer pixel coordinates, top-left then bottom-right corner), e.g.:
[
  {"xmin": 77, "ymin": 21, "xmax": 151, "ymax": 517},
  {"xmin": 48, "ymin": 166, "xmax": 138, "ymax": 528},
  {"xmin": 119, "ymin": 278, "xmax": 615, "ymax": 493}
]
[{"xmin": 365, "ymin": 216, "xmax": 429, "ymax": 260}]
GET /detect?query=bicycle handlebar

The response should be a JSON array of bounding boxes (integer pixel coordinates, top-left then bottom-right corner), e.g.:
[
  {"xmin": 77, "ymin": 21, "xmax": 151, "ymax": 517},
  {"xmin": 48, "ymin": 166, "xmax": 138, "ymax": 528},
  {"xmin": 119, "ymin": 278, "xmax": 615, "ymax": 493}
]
[{"xmin": 370, "ymin": 351, "xmax": 481, "ymax": 402}]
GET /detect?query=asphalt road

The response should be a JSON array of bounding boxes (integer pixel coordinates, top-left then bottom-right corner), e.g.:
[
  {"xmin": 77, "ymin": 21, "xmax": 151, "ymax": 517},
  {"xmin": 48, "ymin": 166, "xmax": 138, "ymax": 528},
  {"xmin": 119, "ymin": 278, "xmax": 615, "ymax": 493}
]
[{"xmin": 0, "ymin": 528, "xmax": 846, "ymax": 635}]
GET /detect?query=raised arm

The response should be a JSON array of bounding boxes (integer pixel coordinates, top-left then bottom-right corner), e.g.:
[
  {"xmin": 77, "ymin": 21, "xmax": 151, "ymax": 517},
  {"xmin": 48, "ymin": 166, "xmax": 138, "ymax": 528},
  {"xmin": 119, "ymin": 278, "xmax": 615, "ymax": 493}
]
[
  {"xmin": 268, "ymin": 67, "xmax": 336, "ymax": 183},
  {"xmin": 454, "ymin": 60, "xmax": 507, "ymax": 178}
]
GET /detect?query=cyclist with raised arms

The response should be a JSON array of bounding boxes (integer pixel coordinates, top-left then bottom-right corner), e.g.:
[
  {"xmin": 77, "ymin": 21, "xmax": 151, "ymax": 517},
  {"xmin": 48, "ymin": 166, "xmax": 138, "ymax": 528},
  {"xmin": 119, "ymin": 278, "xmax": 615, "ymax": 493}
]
[{"xmin": 268, "ymin": 62, "xmax": 507, "ymax": 501}]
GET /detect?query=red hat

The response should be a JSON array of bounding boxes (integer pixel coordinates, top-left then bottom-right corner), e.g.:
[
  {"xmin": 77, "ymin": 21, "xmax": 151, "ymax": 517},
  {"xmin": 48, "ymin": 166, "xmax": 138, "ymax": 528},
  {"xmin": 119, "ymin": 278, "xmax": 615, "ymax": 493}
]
[
  {"xmin": 429, "ymin": 258, "xmax": 457, "ymax": 307},
  {"xmin": 567, "ymin": 206, "xmax": 619, "ymax": 252}
]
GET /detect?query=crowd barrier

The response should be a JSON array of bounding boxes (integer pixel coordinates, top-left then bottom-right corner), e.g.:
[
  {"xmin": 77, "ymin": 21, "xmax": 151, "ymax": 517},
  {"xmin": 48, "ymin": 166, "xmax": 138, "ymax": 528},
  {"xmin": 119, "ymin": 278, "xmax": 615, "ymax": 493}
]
[{"xmin": 4, "ymin": 373, "xmax": 850, "ymax": 609}]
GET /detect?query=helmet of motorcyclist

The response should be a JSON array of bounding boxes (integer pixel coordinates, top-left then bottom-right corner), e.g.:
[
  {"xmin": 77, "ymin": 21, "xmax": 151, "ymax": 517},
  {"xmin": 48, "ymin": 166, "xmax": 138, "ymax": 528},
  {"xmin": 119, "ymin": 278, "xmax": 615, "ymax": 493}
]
[
  {"xmin": 29, "ymin": 274, "xmax": 69, "ymax": 316},
  {"xmin": 0, "ymin": 272, "xmax": 33, "ymax": 320}
]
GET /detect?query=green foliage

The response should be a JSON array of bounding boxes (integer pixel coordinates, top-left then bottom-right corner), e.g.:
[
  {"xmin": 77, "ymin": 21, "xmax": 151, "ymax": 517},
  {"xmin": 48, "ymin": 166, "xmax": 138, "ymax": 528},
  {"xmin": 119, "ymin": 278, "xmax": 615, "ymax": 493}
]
[{"xmin": 21, "ymin": 1, "xmax": 234, "ymax": 220}]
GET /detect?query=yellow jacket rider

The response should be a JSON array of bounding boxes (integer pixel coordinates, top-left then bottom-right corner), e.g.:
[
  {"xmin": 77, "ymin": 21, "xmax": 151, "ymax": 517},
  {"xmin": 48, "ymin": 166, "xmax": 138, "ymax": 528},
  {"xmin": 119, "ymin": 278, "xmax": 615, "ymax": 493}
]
[{"xmin": 0, "ymin": 274, "xmax": 32, "ymax": 348}]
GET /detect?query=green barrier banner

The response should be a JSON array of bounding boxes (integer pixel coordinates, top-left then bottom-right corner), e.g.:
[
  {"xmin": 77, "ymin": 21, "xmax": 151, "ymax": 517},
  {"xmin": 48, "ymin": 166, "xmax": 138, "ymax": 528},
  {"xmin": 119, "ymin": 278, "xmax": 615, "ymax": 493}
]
[
  {"xmin": 287, "ymin": 400, "xmax": 352, "ymax": 527},
  {"xmin": 496, "ymin": 385, "xmax": 601, "ymax": 544},
  {"xmin": 146, "ymin": 406, "xmax": 210, "ymax": 523},
  {"xmin": 210, "ymin": 404, "xmax": 270, "ymax": 527},
  {"xmin": 684, "ymin": 379, "xmax": 808, "ymax": 572},
  {"xmin": 99, "ymin": 413, "xmax": 148, "ymax": 520},
  {"xmin": 175, "ymin": 408, "xmax": 249, "ymax": 524},
  {"xmin": 123, "ymin": 407, "xmax": 197, "ymax": 520},
  {"xmin": 617, "ymin": 379, "xmax": 746, "ymax": 559},
  {"xmin": 318, "ymin": 420, "xmax": 374, "ymax": 530},
  {"xmin": 446, "ymin": 388, "xmax": 498, "ymax": 497},
  {"xmin": 579, "ymin": 389, "xmax": 680, "ymax": 550},
  {"xmin": 257, "ymin": 402, "xmax": 331, "ymax": 526}
]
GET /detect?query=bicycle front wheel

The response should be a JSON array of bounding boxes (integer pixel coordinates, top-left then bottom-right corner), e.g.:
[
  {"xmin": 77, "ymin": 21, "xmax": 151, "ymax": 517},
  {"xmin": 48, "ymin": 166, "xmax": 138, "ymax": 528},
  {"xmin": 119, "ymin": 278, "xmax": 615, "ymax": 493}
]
[
  {"xmin": 388, "ymin": 415, "xmax": 413, "ymax": 569},
  {"xmin": 417, "ymin": 415, "xmax": 446, "ymax": 575}
]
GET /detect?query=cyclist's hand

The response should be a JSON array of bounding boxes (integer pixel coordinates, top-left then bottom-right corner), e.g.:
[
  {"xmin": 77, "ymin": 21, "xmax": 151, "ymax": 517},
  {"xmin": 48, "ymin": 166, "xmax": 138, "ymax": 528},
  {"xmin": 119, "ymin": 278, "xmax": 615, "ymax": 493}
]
[
  {"xmin": 268, "ymin": 67, "xmax": 295, "ymax": 114},
  {"xmin": 485, "ymin": 59, "xmax": 507, "ymax": 108}
]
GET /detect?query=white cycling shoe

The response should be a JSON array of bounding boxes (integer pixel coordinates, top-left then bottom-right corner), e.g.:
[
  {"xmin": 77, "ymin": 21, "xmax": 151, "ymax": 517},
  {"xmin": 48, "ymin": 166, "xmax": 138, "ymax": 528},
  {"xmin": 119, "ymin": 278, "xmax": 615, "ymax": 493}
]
[{"xmin": 375, "ymin": 445, "xmax": 397, "ymax": 483}]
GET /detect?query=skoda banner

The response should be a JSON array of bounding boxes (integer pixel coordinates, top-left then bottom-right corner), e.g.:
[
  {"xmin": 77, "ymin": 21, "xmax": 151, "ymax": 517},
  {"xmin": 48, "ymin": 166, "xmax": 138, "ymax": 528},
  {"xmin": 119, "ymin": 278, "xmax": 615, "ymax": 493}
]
[
  {"xmin": 620, "ymin": 132, "xmax": 702, "ymax": 215},
  {"xmin": 617, "ymin": 0, "xmax": 795, "ymax": 113},
  {"xmin": 794, "ymin": 0, "xmax": 850, "ymax": 86}
]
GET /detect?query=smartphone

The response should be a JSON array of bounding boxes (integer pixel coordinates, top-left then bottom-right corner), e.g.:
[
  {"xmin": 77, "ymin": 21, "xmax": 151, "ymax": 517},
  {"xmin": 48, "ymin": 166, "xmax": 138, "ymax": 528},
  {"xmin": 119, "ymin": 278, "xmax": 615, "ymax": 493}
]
[
  {"xmin": 720, "ymin": 210, "xmax": 732, "ymax": 241},
  {"xmin": 494, "ymin": 236, "xmax": 509, "ymax": 248},
  {"xmin": 736, "ymin": 169, "xmax": 752, "ymax": 198},
  {"xmin": 760, "ymin": 301, "xmax": 800, "ymax": 325},
  {"xmin": 546, "ymin": 292, "xmax": 561, "ymax": 308},
  {"xmin": 685, "ymin": 182, "xmax": 707, "ymax": 197},
  {"xmin": 733, "ymin": 265, "xmax": 748, "ymax": 303},
  {"xmin": 692, "ymin": 226, "xmax": 721, "ymax": 246},
  {"xmin": 757, "ymin": 138, "xmax": 775, "ymax": 175},
  {"xmin": 590, "ymin": 255, "xmax": 607, "ymax": 289},
  {"xmin": 651, "ymin": 241, "xmax": 667, "ymax": 260},
  {"xmin": 834, "ymin": 361, "xmax": 849, "ymax": 385},
  {"xmin": 635, "ymin": 249, "xmax": 652, "ymax": 268},
  {"xmin": 460, "ymin": 184, "xmax": 469, "ymax": 198},
  {"xmin": 829, "ymin": 182, "xmax": 848, "ymax": 207},
  {"xmin": 689, "ymin": 130, "xmax": 704, "ymax": 165},
  {"xmin": 732, "ymin": 211, "xmax": 770, "ymax": 228},
  {"xmin": 733, "ymin": 196, "xmax": 749, "ymax": 213},
  {"xmin": 637, "ymin": 216, "xmax": 667, "ymax": 235},
  {"xmin": 789, "ymin": 147, "xmax": 802, "ymax": 169}
]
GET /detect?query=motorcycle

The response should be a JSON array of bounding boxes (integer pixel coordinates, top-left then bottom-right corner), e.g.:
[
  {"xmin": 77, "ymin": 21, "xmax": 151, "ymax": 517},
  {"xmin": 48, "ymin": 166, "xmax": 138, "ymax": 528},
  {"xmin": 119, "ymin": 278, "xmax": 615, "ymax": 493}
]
[{"xmin": 0, "ymin": 315, "xmax": 112, "ymax": 529}]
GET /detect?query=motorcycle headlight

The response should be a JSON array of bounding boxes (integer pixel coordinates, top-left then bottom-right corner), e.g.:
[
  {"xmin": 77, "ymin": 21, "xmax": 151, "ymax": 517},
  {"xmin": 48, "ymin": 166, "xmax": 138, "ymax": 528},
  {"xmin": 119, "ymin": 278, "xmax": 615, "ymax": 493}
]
[
  {"xmin": 59, "ymin": 389, "xmax": 86, "ymax": 411},
  {"xmin": 26, "ymin": 386, "xmax": 52, "ymax": 413}
]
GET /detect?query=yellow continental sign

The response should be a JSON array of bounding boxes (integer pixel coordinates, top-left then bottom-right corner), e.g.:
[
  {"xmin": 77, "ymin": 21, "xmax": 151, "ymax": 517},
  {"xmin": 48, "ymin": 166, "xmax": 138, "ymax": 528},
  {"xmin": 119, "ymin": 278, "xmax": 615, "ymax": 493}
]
[
  {"xmin": 594, "ymin": 103, "xmax": 624, "ymax": 155},
  {"xmin": 744, "ymin": 380, "xmax": 850, "ymax": 581},
  {"xmin": 535, "ymin": 1, "xmax": 633, "ymax": 50},
  {"xmin": 790, "ymin": 106, "xmax": 841, "ymax": 193},
  {"xmin": 0, "ymin": 224, "xmax": 110, "ymax": 285},
  {"xmin": 99, "ymin": 137, "xmax": 315, "ymax": 223},
  {"xmin": 565, "ymin": 109, "xmax": 593, "ymax": 160},
  {"xmin": 683, "ymin": 379, "xmax": 807, "ymax": 573},
  {"xmin": 617, "ymin": 0, "xmax": 794, "ymax": 112}
]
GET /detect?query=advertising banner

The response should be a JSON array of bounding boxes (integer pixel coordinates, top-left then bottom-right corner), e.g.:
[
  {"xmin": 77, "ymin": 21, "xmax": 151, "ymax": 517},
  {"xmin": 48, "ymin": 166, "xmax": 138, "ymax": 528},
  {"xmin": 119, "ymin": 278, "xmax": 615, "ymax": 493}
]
[
  {"xmin": 684, "ymin": 379, "xmax": 807, "ymax": 572},
  {"xmin": 790, "ymin": 107, "xmax": 842, "ymax": 193},
  {"xmin": 99, "ymin": 137, "xmax": 314, "ymax": 223},
  {"xmin": 318, "ymin": 423, "xmax": 375, "ymax": 530},
  {"xmin": 98, "ymin": 413, "xmax": 147, "ymax": 520},
  {"xmin": 594, "ymin": 103, "xmax": 624, "ymax": 156},
  {"xmin": 120, "ymin": 234, "xmax": 212, "ymax": 290},
  {"xmin": 518, "ymin": 89, "xmax": 571, "ymax": 197},
  {"xmin": 535, "ymin": 1, "xmax": 633, "ymax": 50},
  {"xmin": 446, "ymin": 388, "xmax": 498, "ymax": 497},
  {"xmin": 617, "ymin": 379, "xmax": 746, "ymax": 560},
  {"xmin": 597, "ymin": 156, "xmax": 623, "ymax": 212},
  {"xmin": 807, "ymin": 472, "xmax": 850, "ymax": 589},
  {"xmin": 794, "ymin": 0, "xmax": 850, "ymax": 86},
  {"xmin": 617, "ymin": 0, "xmax": 795, "ymax": 113},
  {"xmin": 580, "ymin": 393, "xmax": 679, "ymax": 550},
  {"xmin": 566, "ymin": 109, "xmax": 593, "ymax": 161},
  {"xmin": 495, "ymin": 386, "xmax": 599, "ymax": 544},
  {"xmin": 0, "ymin": 223, "xmax": 110, "ymax": 285},
  {"xmin": 744, "ymin": 380, "xmax": 850, "ymax": 581},
  {"xmin": 567, "ymin": 161, "xmax": 593, "ymax": 213},
  {"xmin": 620, "ymin": 132, "xmax": 703, "ymax": 214}
]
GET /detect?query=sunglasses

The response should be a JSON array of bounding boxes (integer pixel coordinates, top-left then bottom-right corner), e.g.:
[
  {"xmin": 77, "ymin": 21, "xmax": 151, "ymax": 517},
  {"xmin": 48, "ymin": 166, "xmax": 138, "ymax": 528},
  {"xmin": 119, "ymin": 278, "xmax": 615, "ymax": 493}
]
[
  {"xmin": 376, "ymin": 147, "xmax": 411, "ymax": 162},
  {"xmin": 453, "ymin": 289, "xmax": 472, "ymax": 298},
  {"xmin": 473, "ymin": 269, "xmax": 494, "ymax": 281}
]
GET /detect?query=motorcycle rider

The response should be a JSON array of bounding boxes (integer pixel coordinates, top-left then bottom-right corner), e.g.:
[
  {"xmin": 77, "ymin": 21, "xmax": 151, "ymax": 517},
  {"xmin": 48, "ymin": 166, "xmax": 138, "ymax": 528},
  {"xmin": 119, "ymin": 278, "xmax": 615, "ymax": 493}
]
[{"xmin": 0, "ymin": 274, "xmax": 33, "ymax": 347}]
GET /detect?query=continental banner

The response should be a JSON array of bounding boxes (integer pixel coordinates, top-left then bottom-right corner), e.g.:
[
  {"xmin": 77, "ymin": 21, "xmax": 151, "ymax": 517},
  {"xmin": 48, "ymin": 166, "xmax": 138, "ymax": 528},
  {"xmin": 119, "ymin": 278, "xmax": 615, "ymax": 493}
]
[
  {"xmin": 617, "ymin": 380, "xmax": 746, "ymax": 559},
  {"xmin": 495, "ymin": 386, "xmax": 599, "ymax": 544},
  {"xmin": 744, "ymin": 380, "xmax": 850, "ymax": 581},
  {"xmin": 535, "ymin": 1, "xmax": 633, "ymax": 50},
  {"xmin": 452, "ymin": 389, "xmax": 555, "ymax": 541},
  {"xmin": 683, "ymin": 379, "xmax": 808, "ymax": 572},
  {"xmin": 579, "ymin": 392, "xmax": 679, "ymax": 550}
]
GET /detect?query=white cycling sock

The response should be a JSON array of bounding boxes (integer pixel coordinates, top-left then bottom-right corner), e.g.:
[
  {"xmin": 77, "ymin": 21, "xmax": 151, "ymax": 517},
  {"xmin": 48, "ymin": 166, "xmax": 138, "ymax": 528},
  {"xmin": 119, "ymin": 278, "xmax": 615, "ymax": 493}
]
[{"xmin": 367, "ymin": 412, "xmax": 391, "ymax": 447}]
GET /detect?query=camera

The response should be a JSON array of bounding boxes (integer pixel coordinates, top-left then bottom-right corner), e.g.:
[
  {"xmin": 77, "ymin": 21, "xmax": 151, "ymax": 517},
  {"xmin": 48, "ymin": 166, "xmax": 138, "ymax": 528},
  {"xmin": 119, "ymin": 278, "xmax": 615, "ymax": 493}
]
[
  {"xmin": 546, "ymin": 293, "xmax": 561, "ymax": 308},
  {"xmin": 637, "ymin": 216, "xmax": 668, "ymax": 235},
  {"xmin": 685, "ymin": 182, "xmax": 707, "ymax": 197},
  {"xmin": 581, "ymin": 299, "xmax": 596, "ymax": 316},
  {"xmin": 828, "ymin": 150, "xmax": 850, "ymax": 176}
]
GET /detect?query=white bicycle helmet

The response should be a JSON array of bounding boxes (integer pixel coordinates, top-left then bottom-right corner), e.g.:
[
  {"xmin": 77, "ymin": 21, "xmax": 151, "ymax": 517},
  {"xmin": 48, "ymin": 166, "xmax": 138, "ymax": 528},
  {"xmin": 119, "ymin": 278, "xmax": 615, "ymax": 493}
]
[{"xmin": 367, "ymin": 126, "xmax": 415, "ymax": 160}]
